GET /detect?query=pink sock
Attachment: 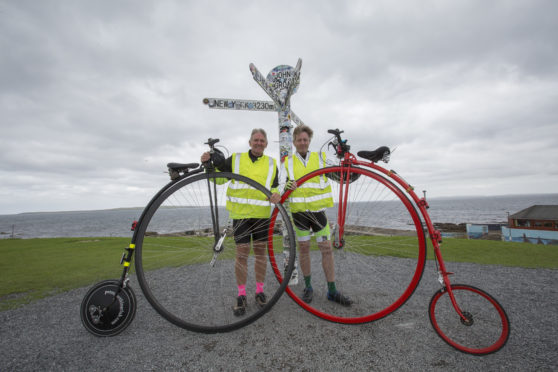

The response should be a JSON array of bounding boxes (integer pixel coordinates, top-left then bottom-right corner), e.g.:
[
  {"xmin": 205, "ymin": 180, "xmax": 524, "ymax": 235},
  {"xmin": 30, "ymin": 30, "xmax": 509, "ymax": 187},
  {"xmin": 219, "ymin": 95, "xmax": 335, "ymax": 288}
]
[
  {"xmin": 238, "ymin": 285, "xmax": 246, "ymax": 297},
  {"xmin": 256, "ymin": 282, "xmax": 264, "ymax": 294}
]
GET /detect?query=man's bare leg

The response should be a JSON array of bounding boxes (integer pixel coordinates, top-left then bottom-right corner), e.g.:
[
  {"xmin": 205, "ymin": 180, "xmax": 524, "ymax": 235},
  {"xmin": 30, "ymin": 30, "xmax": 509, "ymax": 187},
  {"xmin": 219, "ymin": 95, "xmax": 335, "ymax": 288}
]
[
  {"xmin": 318, "ymin": 240, "xmax": 335, "ymax": 282},
  {"xmin": 252, "ymin": 241, "xmax": 267, "ymax": 283},
  {"xmin": 235, "ymin": 243, "xmax": 250, "ymax": 286},
  {"xmin": 298, "ymin": 240, "xmax": 312, "ymax": 277}
]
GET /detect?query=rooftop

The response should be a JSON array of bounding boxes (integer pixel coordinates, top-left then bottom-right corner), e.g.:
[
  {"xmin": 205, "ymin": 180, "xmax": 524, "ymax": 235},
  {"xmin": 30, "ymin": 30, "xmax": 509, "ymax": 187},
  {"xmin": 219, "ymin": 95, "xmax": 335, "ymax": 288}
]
[{"xmin": 509, "ymin": 205, "xmax": 558, "ymax": 220}]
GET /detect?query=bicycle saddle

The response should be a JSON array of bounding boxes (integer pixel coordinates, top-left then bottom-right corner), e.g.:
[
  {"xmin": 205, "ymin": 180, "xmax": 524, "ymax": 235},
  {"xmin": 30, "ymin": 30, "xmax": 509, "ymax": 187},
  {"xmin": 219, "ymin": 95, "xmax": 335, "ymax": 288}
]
[{"xmin": 357, "ymin": 146, "xmax": 390, "ymax": 163}]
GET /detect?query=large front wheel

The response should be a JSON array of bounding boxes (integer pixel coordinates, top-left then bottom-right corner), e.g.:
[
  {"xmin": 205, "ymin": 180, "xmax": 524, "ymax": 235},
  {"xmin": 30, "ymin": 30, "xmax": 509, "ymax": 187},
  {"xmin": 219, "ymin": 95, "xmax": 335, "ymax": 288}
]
[
  {"xmin": 429, "ymin": 284, "xmax": 510, "ymax": 355},
  {"xmin": 133, "ymin": 171, "xmax": 296, "ymax": 333},
  {"xmin": 275, "ymin": 166, "xmax": 427, "ymax": 323}
]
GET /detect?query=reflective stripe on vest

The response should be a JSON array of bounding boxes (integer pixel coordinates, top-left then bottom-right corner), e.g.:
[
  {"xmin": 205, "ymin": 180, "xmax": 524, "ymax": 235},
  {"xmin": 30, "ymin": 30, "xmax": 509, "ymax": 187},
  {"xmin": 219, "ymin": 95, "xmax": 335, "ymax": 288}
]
[
  {"xmin": 233, "ymin": 153, "xmax": 274, "ymax": 190},
  {"xmin": 227, "ymin": 196, "xmax": 271, "ymax": 207}
]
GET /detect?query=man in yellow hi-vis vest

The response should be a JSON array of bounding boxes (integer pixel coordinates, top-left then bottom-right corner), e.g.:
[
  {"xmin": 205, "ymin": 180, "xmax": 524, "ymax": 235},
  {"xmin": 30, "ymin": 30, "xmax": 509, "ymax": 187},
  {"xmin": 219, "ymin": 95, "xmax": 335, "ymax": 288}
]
[
  {"xmin": 284, "ymin": 125, "xmax": 352, "ymax": 306},
  {"xmin": 201, "ymin": 129, "xmax": 280, "ymax": 316}
]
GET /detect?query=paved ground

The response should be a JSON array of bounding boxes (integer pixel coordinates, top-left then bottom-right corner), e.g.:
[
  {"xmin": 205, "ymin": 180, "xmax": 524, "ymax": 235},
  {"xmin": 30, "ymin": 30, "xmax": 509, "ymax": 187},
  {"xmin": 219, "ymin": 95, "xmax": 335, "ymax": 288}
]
[{"xmin": 1, "ymin": 260, "xmax": 557, "ymax": 371}]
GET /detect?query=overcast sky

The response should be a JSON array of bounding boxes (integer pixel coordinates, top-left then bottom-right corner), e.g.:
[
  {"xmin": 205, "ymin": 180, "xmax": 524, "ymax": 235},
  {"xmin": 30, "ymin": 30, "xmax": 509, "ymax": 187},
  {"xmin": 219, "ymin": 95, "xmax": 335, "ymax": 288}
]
[{"xmin": 1, "ymin": 0, "xmax": 557, "ymax": 214}]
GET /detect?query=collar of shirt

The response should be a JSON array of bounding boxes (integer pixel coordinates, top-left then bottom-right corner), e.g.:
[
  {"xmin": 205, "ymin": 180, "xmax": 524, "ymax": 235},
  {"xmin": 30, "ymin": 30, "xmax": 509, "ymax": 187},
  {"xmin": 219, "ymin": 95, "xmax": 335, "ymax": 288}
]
[
  {"xmin": 248, "ymin": 150, "xmax": 264, "ymax": 162},
  {"xmin": 295, "ymin": 151, "xmax": 310, "ymax": 166}
]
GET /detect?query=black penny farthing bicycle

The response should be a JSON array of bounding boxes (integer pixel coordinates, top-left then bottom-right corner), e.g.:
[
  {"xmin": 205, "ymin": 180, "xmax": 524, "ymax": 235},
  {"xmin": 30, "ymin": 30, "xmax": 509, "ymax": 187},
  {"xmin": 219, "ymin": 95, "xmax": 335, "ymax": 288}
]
[{"xmin": 81, "ymin": 138, "xmax": 296, "ymax": 335}]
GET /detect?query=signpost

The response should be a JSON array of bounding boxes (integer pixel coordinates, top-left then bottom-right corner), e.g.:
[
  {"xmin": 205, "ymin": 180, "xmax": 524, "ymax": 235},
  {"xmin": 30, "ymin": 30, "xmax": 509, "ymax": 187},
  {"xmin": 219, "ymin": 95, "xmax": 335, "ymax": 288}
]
[{"xmin": 203, "ymin": 58, "xmax": 304, "ymax": 284}]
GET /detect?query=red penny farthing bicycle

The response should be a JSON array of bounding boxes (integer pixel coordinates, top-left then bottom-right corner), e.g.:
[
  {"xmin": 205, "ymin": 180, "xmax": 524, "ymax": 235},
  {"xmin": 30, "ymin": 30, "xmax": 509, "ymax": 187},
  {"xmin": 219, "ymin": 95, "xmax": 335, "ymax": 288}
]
[{"xmin": 272, "ymin": 128, "xmax": 510, "ymax": 355}]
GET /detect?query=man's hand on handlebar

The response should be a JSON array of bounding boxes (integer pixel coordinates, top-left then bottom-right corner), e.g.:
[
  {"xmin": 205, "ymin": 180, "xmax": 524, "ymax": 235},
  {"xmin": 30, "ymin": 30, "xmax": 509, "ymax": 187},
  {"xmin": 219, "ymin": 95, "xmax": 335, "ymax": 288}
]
[{"xmin": 200, "ymin": 152, "xmax": 211, "ymax": 163}]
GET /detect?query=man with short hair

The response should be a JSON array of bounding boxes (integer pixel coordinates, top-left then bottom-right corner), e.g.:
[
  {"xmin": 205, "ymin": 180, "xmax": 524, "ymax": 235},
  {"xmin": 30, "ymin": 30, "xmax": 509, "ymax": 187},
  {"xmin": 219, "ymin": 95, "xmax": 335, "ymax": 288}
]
[
  {"xmin": 201, "ymin": 129, "xmax": 281, "ymax": 316},
  {"xmin": 283, "ymin": 125, "xmax": 352, "ymax": 306}
]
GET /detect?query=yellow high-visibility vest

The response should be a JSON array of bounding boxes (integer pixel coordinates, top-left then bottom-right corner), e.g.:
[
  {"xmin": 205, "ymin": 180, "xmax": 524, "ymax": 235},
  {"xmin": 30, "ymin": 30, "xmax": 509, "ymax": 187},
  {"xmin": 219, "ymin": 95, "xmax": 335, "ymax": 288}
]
[
  {"xmin": 226, "ymin": 152, "xmax": 277, "ymax": 219},
  {"xmin": 285, "ymin": 152, "xmax": 333, "ymax": 213}
]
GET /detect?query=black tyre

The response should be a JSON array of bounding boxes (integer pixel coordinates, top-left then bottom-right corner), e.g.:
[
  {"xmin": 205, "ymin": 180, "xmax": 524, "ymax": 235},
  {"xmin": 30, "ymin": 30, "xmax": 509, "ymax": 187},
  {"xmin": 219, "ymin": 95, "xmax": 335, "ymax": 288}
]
[
  {"xmin": 133, "ymin": 172, "xmax": 296, "ymax": 333},
  {"xmin": 80, "ymin": 280, "xmax": 136, "ymax": 337}
]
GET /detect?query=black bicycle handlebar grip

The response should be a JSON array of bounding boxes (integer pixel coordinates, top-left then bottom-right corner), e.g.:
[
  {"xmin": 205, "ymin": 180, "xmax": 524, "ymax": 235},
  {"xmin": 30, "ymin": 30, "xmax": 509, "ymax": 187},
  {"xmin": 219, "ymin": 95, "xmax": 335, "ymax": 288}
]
[
  {"xmin": 205, "ymin": 138, "xmax": 220, "ymax": 147},
  {"xmin": 327, "ymin": 129, "xmax": 343, "ymax": 135}
]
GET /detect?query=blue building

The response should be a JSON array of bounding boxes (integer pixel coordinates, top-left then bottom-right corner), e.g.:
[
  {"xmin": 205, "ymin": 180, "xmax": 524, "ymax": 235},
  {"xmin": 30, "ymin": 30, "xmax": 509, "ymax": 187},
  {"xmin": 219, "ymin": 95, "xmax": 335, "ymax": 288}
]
[
  {"xmin": 466, "ymin": 223, "xmax": 504, "ymax": 240},
  {"xmin": 501, "ymin": 205, "xmax": 558, "ymax": 245}
]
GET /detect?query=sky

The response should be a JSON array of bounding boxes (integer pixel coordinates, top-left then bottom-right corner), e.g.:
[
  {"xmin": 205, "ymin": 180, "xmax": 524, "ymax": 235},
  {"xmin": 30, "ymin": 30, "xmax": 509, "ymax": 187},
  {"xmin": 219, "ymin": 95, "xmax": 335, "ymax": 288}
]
[{"xmin": 1, "ymin": 0, "xmax": 557, "ymax": 215}]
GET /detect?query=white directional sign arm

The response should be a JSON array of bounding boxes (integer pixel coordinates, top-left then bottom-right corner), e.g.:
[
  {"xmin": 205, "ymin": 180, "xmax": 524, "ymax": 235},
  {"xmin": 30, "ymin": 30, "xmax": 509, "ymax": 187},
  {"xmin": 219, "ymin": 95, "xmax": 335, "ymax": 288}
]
[
  {"xmin": 203, "ymin": 98, "xmax": 277, "ymax": 111},
  {"xmin": 249, "ymin": 63, "xmax": 284, "ymax": 107},
  {"xmin": 284, "ymin": 58, "xmax": 302, "ymax": 106},
  {"xmin": 288, "ymin": 109, "xmax": 304, "ymax": 127},
  {"xmin": 203, "ymin": 97, "xmax": 304, "ymax": 127}
]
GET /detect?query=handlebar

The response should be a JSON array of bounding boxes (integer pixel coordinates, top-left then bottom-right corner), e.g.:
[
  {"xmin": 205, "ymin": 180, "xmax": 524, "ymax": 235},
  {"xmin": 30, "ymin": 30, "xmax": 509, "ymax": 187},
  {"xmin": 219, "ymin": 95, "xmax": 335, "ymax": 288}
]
[
  {"xmin": 203, "ymin": 138, "xmax": 224, "ymax": 169},
  {"xmin": 327, "ymin": 129, "xmax": 343, "ymax": 143},
  {"xmin": 205, "ymin": 138, "xmax": 220, "ymax": 149},
  {"xmin": 325, "ymin": 129, "xmax": 391, "ymax": 164},
  {"xmin": 327, "ymin": 129, "xmax": 350, "ymax": 158}
]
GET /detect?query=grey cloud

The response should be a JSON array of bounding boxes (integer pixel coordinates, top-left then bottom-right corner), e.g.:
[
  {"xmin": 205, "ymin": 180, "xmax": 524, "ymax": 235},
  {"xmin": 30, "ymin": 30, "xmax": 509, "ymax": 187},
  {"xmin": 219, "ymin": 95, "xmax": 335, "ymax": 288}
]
[{"xmin": 1, "ymin": 0, "xmax": 557, "ymax": 213}]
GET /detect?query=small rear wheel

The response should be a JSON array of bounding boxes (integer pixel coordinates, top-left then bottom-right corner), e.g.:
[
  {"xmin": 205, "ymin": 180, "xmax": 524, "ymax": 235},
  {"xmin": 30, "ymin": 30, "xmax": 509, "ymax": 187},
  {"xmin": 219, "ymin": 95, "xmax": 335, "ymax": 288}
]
[
  {"xmin": 80, "ymin": 280, "xmax": 136, "ymax": 337},
  {"xmin": 429, "ymin": 284, "xmax": 510, "ymax": 355}
]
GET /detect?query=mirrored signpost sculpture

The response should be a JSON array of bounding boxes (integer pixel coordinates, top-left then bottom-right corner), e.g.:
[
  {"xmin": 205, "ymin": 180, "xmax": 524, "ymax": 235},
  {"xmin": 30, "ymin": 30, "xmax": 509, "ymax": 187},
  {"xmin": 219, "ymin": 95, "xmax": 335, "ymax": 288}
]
[{"xmin": 203, "ymin": 58, "xmax": 304, "ymax": 284}]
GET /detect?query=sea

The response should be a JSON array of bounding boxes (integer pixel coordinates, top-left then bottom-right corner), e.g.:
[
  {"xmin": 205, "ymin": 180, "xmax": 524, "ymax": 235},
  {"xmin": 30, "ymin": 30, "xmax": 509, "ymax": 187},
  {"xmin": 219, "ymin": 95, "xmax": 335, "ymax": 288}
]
[{"xmin": 1, "ymin": 194, "xmax": 558, "ymax": 240}]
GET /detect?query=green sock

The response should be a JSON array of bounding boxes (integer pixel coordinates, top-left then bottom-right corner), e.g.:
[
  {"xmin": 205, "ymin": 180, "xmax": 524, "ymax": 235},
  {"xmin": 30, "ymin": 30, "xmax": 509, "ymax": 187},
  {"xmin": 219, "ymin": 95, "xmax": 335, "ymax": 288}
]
[
  {"xmin": 304, "ymin": 275, "xmax": 312, "ymax": 289},
  {"xmin": 327, "ymin": 282, "xmax": 337, "ymax": 294}
]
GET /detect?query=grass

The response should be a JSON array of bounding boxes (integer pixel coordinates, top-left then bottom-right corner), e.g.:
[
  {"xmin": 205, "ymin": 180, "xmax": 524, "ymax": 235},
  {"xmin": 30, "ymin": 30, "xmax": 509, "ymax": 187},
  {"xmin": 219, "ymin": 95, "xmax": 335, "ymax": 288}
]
[
  {"xmin": 343, "ymin": 235, "xmax": 558, "ymax": 268},
  {"xmin": 1, "ymin": 236, "xmax": 556, "ymax": 311},
  {"xmin": 0, "ymin": 237, "xmax": 130, "ymax": 310},
  {"xmin": 428, "ymin": 238, "xmax": 558, "ymax": 268}
]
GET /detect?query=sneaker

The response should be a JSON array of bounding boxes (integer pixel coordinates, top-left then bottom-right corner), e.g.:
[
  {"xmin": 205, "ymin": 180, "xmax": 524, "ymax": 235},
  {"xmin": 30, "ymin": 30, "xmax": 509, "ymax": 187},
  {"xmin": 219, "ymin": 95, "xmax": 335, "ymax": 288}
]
[
  {"xmin": 255, "ymin": 292, "xmax": 267, "ymax": 308},
  {"xmin": 327, "ymin": 291, "xmax": 352, "ymax": 307},
  {"xmin": 302, "ymin": 287, "xmax": 313, "ymax": 303},
  {"xmin": 233, "ymin": 295, "xmax": 247, "ymax": 316}
]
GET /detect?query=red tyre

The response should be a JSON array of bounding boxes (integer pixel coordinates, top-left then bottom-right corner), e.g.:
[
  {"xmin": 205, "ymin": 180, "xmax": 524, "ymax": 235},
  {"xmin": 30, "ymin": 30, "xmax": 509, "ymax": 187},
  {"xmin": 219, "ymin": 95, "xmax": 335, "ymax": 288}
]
[
  {"xmin": 429, "ymin": 284, "xmax": 510, "ymax": 355},
  {"xmin": 275, "ymin": 166, "xmax": 427, "ymax": 323}
]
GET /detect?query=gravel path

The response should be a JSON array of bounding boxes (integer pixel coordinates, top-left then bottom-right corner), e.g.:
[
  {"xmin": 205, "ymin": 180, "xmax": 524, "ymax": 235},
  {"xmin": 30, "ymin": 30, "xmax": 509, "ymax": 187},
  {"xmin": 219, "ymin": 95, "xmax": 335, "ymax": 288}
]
[{"xmin": 1, "ymin": 260, "xmax": 557, "ymax": 371}]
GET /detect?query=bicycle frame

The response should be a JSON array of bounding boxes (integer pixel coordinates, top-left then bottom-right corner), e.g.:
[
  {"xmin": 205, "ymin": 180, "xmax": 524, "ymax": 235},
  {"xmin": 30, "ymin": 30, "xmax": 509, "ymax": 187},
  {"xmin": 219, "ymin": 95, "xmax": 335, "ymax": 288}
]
[{"xmin": 334, "ymin": 151, "xmax": 471, "ymax": 324}]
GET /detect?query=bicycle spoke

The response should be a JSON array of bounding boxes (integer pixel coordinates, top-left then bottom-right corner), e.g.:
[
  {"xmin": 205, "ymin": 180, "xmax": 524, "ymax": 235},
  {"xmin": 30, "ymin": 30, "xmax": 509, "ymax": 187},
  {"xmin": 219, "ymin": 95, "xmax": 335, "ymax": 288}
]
[
  {"xmin": 133, "ymin": 172, "xmax": 295, "ymax": 333},
  {"xmin": 275, "ymin": 166, "xmax": 426, "ymax": 323}
]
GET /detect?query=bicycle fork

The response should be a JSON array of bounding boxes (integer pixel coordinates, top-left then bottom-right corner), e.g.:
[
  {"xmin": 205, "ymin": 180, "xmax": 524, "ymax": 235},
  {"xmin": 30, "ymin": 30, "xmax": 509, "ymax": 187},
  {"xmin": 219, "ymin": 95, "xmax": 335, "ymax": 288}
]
[
  {"xmin": 333, "ymin": 161, "xmax": 352, "ymax": 249},
  {"xmin": 89, "ymin": 241, "xmax": 135, "ymax": 318},
  {"xmin": 415, "ymin": 193, "xmax": 472, "ymax": 325},
  {"xmin": 431, "ymin": 239, "xmax": 472, "ymax": 324},
  {"xmin": 206, "ymin": 174, "xmax": 228, "ymax": 267}
]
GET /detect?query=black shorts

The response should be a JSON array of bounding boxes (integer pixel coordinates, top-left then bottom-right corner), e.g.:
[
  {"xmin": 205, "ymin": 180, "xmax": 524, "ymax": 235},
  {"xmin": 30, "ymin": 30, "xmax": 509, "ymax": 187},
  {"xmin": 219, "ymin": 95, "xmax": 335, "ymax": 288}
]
[
  {"xmin": 232, "ymin": 218, "xmax": 270, "ymax": 244},
  {"xmin": 292, "ymin": 211, "xmax": 328, "ymax": 232}
]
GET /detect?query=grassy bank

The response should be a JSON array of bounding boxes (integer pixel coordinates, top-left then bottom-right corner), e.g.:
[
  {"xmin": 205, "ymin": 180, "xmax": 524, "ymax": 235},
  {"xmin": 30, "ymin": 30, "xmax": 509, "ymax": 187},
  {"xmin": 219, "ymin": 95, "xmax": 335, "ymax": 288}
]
[
  {"xmin": 0, "ymin": 237, "xmax": 130, "ymax": 310},
  {"xmin": 1, "ymin": 236, "xmax": 556, "ymax": 311},
  {"xmin": 429, "ymin": 238, "xmax": 558, "ymax": 267}
]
